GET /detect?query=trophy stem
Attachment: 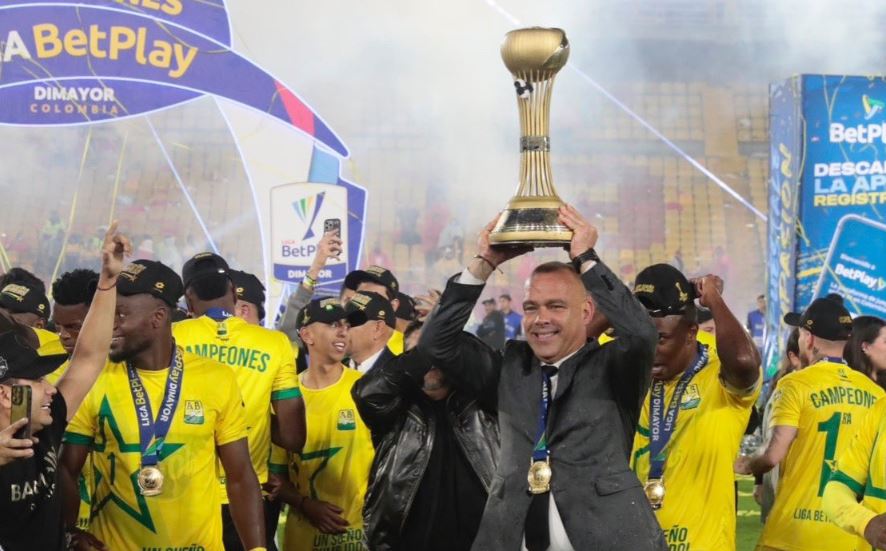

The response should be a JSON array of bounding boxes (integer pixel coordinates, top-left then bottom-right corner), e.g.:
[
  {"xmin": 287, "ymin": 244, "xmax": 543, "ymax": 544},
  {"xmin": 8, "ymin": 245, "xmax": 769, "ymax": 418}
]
[{"xmin": 489, "ymin": 27, "xmax": 572, "ymax": 247}]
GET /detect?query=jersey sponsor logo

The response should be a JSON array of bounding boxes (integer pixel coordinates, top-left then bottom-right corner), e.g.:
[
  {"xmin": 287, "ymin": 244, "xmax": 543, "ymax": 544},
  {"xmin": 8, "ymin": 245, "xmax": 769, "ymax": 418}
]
[
  {"xmin": 336, "ymin": 409, "xmax": 356, "ymax": 431},
  {"xmin": 311, "ymin": 527, "xmax": 364, "ymax": 550},
  {"xmin": 679, "ymin": 384, "xmax": 701, "ymax": 410},
  {"xmin": 184, "ymin": 401, "xmax": 204, "ymax": 425}
]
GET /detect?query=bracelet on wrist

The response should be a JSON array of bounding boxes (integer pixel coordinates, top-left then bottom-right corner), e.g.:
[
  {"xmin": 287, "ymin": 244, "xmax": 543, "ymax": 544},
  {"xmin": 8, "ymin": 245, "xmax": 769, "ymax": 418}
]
[
  {"xmin": 302, "ymin": 275, "xmax": 317, "ymax": 289},
  {"xmin": 96, "ymin": 279, "xmax": 117, "ymax": 291},
  {"xmin": 472, "ymin": 255, "xmax": 502, "ymax": 274}
]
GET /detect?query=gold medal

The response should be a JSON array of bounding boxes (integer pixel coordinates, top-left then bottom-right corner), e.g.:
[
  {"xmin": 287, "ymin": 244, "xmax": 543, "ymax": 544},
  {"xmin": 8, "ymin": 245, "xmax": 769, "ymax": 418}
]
[
  {"xmin": 137, "ymin": 466, "xmax": 164, "ymax": 496},
  {"xmin": 527, "ymin": 459, "xmax": 552, "ymax": 494},
  {"xmin": 644, "ymin": 478, "xmax": 665, "ymax": 510}
]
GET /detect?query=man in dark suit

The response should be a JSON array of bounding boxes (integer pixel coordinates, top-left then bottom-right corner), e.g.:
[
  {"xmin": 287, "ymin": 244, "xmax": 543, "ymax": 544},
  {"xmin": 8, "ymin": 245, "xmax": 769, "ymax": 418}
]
[{"xmin": 419, "ymin": 205, "xmax": 666, "ymax": 551}]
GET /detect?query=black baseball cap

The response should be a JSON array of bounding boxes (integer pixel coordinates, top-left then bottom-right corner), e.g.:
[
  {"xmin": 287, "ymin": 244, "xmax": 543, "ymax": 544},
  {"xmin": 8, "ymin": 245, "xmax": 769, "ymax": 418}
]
[
  {"xmin": 346, "ymin": 291, "xmax": 396, "ymax": 329},
  {"xmin": 634, "ymin": 263, "xmax": 697, "ymax": 317},
  {"xmin": 117, "ymin": 260, "xmax": 184, "ymax": 307},
  {"xmin": 0, "ymin": 283, "xmax": 50, "ymax": 320},
  {"xmin": 0, "ymin": 311, "xmax": 67, "ymax": 383},
  {"xmin": 784, "ymin": 298, "xmax": 853, "ymax": 340},
  {"xmin": 344, "ymin": 266, "xmax": 399, "ymax": 299},
  {"xmin": 230, "ymin": 270, "xmax": 265, "ymax": 307},
  {"xmin": 181, "ymin": 252, "xmax": 230, "ymax": 289},
  {"xmin": 395, "ymin": 292, "xmax": 417, "ymax": 321},
  {"xmin": 296, "ymin": 298, "xmax": 348, "ymax": 330}
]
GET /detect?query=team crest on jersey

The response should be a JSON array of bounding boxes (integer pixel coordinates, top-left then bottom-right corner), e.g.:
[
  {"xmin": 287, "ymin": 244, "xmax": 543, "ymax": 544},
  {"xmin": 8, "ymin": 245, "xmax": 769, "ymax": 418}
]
[
  {"xmin": 184, "ymin": 400, "xmax": 205, "ymax": 424},
  {"xmin": 680, "ymin": 384, "xmax": 701, "ymax": 410},
  {"xmin": 337, "ymin": 409, "xmax": 356, "ymax": 431}
]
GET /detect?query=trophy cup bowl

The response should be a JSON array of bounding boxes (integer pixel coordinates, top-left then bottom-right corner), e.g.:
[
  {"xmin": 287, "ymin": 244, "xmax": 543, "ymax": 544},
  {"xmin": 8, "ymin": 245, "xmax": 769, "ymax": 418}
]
[{"xmin": 489, "ymin": 27, "xmax": 573, "ymax": 247}]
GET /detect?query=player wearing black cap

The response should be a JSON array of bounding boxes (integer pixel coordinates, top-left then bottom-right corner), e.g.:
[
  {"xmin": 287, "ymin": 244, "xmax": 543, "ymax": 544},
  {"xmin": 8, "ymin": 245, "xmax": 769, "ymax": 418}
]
[
  {"xmin": 737, "ymin": 297, "xmax": 884, "ymax": 551},
  {"xmin": 0, "ymin": 223, "xmax": 125, "ymax": 551},
  {"xmin": 173, "ymin": 252, "xmax": 304, "ymax": 551},
  {"xmin": 276, "ymin": 299, "xmax": 374, "ymax": 551},
  {"xmin": 230, "ymin": 269, "xmax": 266, "ymax": 326},
  {"xmin": 345, "ymin": 291, "xmax": 396, "ymax": 374},
  {"xmin": 630, "ymin": 263, "xmax": 761, "ymax": 551},
  {"xmin": 344, "ymin": 265, "xmax": 405, "ymax": 355},
  {"xmin": 59, "ymin": 258, "xmax": 266, "ymax": 551},
  {"xmin": 0, "ymin": 282, "xmax": 51, "ymax": 329}
]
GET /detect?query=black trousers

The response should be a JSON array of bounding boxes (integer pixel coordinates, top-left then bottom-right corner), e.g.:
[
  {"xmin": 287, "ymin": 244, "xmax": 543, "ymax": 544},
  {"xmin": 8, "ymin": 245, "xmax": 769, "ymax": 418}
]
[{"xmin": 221, "ymin": 498, "xmax": 282, "ymax": 551}]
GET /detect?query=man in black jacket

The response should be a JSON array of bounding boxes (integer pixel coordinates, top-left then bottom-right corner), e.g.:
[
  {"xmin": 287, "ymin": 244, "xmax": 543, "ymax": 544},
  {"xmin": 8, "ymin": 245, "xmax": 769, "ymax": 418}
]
[
  {"xmin": 352, "ymin": 321, "xmax": 499, "ymax": 551},
  {"xmin": 418, "ymin": 205, "xmax": 665, "ymax": 551}
]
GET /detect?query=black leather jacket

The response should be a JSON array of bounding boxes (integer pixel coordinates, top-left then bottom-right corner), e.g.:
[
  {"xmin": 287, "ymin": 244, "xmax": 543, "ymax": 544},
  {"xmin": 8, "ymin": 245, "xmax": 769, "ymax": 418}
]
[{"xmin": 351, "ymin": 345, "xmax": 500, "ymax": 551}]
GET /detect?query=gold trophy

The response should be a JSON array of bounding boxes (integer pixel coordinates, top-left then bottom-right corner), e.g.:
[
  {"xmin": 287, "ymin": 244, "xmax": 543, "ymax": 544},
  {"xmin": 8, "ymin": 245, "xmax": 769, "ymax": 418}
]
[{"xmin": 489, "ymin": 27, "xmax": 573, "ymax": 247}]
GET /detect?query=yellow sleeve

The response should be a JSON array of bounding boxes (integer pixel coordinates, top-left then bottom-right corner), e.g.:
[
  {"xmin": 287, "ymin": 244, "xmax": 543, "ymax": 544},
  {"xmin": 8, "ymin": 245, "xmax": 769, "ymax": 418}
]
[
  {"xmin": 769, "ymin": 378, "xmax": 802, "ymax": 428},
  {"xmin": 268, "ymin": 443, "xmax": 290, "ymax": 475},
  {"xmin": 63, "ymin": 384, "xmax": 98, "ymax": 446},
  {"xmin": 827, "ymin": 398, "xmax": 885, "ymax": 502},
  {"xmin": 270, "ymin": 333, "xmax": 300, "ymax": 401},
  {"xmin": 214, "ymin": 368, "xmax": 249, "ymax": 447},
  {"xmin": 823, "ymin": 476, "xmax": 877, "ymax": 538}
]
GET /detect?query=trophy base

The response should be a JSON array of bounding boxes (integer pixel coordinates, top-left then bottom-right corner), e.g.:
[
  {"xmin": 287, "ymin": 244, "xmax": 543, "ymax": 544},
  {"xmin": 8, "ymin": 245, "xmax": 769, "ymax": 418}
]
[{"xmin": 489, "ymin": 198, "xmax": 573, "ymax": 247}]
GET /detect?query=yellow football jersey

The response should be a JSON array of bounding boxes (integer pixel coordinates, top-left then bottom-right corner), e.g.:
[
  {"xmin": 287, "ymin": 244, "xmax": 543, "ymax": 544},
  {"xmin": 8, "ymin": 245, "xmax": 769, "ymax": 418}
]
[
  {"xmin": 283, "ymin": 368, "xmax": 374, "ymax": 551},
  {"xmin": 173, "ymin": 315, "xmax": 300, "ymax": 491},
  {"xmin": 63, "ymin": 351, "xmax": 247, "ymax": 551},
  {"xmin": 827, "ymin": 396, "xmax": 886, "ymax": 550},
  {"xmin": 759, "ymin": 360, "xmax": 884, "ymax": 551},
  {"xmin": 631, "ymin": 345, "xmax": 760, "ymax": 551}
]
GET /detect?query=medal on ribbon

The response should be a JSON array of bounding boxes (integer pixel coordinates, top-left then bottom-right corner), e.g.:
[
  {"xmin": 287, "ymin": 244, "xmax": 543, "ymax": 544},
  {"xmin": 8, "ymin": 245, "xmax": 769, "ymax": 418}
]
[
  {"xmin": 646, "ymin": 343, "xmax": 708, "ymax": 509},
  {"xmin": 527, "ymin": 365, "xmax": 556, "ymax": 494},
  {"xmin": 127, "ymin": 345, "xmax": 185, "ymax": 497}
]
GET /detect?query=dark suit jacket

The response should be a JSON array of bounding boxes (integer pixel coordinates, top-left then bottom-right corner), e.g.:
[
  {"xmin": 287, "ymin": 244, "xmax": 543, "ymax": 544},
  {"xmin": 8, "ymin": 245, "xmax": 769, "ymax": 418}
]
[{"xmin": 419, "ymin": 261, "xmax": 666, "ymax": 550}]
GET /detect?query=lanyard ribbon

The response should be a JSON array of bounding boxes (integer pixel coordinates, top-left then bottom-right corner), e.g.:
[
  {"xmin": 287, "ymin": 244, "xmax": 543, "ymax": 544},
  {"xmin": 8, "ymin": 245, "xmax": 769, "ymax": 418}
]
[
  {"xmin": 649, "ymin": 343, "xmax": 709, "ymax": 479},
  {"xmin": 820, "ymin": 356, "xmax": 847, "ymax": 365},
  {"xmin": 126, "ymin": 346, "xmax": 185, "ymax": 467},
  {"xmin": 532, "ymin": 365, "xmax": 557, "ymax": 461}
]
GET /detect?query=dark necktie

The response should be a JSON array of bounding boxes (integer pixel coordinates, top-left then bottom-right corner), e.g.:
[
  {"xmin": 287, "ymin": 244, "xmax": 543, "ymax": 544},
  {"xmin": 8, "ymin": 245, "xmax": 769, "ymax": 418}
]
[{"xmin": 524, "ymin": 364, "xmax": 558, "ymax": 551}]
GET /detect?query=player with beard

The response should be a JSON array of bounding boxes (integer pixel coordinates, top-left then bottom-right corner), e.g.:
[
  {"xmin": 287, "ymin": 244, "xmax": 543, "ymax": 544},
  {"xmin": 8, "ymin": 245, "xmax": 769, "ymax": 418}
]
[
  {"xmin": 60, "ymin": 259, "xmax": 266, "ymax": 551},
  {"xmin": 630, "ymin": 263, "xmax": 761, "ymax": 551},
  {"xmin": 737, "ymin": 298, "xmax": 883, "ymax": 550}
]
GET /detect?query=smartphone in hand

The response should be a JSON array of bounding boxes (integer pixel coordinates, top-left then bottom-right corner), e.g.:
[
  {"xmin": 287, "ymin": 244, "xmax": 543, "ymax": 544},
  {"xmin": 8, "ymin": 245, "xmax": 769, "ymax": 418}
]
[
  {"xmin": 323, "ymin": 218, "xmax": 341, "ymax": 236},
  {"xmin": 10, "ymin": 385, "xmax": 32, "ymax": 440}
]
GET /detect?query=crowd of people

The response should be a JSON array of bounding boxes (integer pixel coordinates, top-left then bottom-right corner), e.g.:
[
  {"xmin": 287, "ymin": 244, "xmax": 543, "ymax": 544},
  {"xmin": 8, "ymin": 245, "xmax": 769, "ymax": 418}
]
[{"xmin": 2, "ymin": 205, "xmax": 886, "ymax": 551}]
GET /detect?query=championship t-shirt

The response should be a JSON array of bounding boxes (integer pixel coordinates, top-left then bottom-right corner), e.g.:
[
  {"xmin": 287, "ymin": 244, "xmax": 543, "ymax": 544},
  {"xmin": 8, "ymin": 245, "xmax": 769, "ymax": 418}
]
[
  {"xmin": 63, "ymin": 350, "xmax": 247, "ymax": 551},
  {"xmin": 173, "ymin": 315, "xmax": 300, "ymax": 490},
  {"xmin": 0, "ymin": 393, "xmax": 67, "ymax": 551},
  {"xmin": 631, "ymin": 344, "xmax": 760, "ymax": 551},
  {"xmin": 759, "ymin": 360, "xmax": 883, "ymax": 551},
  {"xmin": 829, "ymin": 397, "xmax": 886, "ymax": 551},
  {"xmin": 283, "ymin": 368, "xmax": 374, "ymax": 551}
]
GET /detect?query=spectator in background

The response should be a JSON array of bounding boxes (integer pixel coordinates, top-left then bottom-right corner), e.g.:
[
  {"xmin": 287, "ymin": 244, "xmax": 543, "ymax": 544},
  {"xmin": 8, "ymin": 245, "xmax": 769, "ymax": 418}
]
[
  {"xmin": 747, "ymin": 294, "xmax": 766, "ymax": 354},
  {"xmin": 475, "ymin": 298, "xmax": 505, "ymax": 351},
  {"xmin": 845, "ymin": 316, "xmax": 886, "ymax": 388},
  {"xmin": 498, "ymin": 293, "xmax": 522, "ymax": 341}
]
